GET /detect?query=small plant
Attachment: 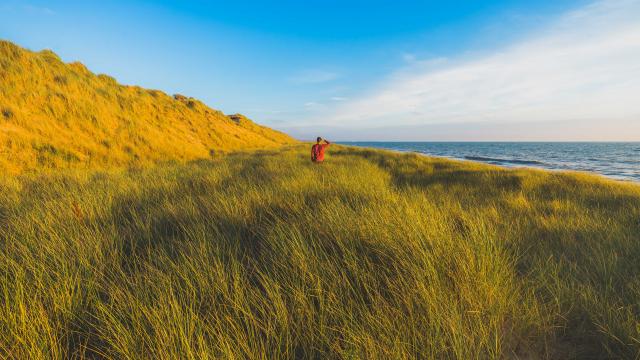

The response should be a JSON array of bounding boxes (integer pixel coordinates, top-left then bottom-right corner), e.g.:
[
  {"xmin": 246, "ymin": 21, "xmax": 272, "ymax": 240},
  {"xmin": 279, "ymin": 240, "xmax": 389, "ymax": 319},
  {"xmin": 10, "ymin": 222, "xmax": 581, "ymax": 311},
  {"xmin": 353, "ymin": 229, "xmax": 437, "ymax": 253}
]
[
  {"xmin": 97, "ymin": 73, "xmax": 117, "ymax": 85},
  {"xmin": 40, "ymin": 49, "xmax": 62, "ymax": 63},
  {"xmin": 1, "ymin": 107, "xmax": 13, "ymax": 119},
  {"xmin": 173, "ymin": 94, "xmax": 188, "ymax": 101},
  {"xmin": 53, "ymin": 75, "xmax": 68, "ymax": 85},
  {"xmin": 71, "ymin": 201, "xmax": 83, "ymax": 220},
  {"xmin": 229, "ymin": 114, "xmax": 242, "ymax": 124}
]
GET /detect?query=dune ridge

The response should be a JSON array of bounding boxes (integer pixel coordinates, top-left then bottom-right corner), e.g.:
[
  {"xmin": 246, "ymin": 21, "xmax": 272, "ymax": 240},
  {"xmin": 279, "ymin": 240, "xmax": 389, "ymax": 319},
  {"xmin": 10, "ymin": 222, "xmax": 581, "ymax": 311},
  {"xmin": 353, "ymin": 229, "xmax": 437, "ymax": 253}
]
[{"xmin": 0, "ymin": 40, "xmax": 295, "ymax": 174}]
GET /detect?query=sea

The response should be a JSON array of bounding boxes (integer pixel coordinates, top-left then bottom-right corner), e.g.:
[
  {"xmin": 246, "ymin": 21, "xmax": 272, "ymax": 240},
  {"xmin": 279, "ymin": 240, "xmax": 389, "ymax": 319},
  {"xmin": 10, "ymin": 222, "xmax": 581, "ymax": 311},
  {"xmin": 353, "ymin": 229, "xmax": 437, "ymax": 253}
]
[{"xmin": 340, "ymin": 142, "xmax": 640, "ymax": 182}]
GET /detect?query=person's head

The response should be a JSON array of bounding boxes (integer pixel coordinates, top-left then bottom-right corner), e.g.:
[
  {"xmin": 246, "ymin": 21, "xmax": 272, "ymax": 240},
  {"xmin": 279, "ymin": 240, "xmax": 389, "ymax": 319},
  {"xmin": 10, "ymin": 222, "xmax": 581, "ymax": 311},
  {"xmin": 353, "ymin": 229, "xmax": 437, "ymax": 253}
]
[{"xmin": 316, "ymin": 137, "xmax": 322, "ymax": 143}]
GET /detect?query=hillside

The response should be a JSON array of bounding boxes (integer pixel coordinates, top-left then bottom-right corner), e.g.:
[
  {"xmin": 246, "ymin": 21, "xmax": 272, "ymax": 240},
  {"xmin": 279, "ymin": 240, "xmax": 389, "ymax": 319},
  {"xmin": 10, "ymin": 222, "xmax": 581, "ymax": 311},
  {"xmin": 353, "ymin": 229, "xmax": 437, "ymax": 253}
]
[
  {"xmin": 1, "ymin": 144, "xmax": 639, "ymax": 359},
  {"xmin": 0, "ymin": 40, "xmax": 295, "ymax": 173}
]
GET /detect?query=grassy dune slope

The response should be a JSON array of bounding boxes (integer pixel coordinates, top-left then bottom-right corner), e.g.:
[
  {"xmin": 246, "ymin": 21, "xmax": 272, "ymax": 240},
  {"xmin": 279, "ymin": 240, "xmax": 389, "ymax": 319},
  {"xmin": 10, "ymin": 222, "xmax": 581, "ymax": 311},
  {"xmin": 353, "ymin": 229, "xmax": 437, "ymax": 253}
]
[
  {"xmin": 1, "ymin": 145, "xmax": 639, "ymax": 359},
  {"xmin": 0, "ymin": 40, "xmax": 295, "ymax": 174}
]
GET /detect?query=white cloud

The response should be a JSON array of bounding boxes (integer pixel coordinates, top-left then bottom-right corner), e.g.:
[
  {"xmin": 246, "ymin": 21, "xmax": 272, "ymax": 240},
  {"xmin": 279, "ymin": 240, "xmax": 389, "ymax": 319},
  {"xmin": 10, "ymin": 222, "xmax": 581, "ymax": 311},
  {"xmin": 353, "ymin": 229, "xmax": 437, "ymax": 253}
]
[
  {"xmin": 323, "ymin": 0, "xmax": 640, "ymax": 136},
  {"xmin": 330, "ymin": 96, "xmax": 348, "ymax": 101},
  {"xmin": 288, "ymin": 69, "xmax": 339, "ymax": 84}
]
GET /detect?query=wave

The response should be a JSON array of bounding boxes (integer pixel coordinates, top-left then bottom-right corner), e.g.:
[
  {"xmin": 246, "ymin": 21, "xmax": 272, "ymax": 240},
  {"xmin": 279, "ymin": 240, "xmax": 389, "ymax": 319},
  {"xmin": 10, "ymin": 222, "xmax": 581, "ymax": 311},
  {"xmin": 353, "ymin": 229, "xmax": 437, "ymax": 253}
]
[{"xmin": 464, "ymin": 156, "xmax": 545, "ymax": 166}]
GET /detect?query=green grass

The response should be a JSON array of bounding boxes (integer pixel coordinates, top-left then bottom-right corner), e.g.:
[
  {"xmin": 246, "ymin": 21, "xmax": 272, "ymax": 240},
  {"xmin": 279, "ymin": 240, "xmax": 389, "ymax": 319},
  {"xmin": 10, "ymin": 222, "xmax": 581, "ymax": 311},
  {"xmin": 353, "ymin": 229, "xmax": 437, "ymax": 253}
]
[{"xmin": 1, "ymin": 144, "xmax": 639, "ymax": 359}]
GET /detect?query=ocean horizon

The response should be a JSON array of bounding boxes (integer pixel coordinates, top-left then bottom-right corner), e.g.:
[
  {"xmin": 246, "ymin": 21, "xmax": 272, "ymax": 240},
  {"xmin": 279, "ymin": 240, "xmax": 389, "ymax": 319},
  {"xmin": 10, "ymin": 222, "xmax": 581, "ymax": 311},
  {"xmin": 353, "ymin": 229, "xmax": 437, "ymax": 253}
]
[{"xmin": 341, "ymin": 142, "xmax": 640, "ymax": 182}]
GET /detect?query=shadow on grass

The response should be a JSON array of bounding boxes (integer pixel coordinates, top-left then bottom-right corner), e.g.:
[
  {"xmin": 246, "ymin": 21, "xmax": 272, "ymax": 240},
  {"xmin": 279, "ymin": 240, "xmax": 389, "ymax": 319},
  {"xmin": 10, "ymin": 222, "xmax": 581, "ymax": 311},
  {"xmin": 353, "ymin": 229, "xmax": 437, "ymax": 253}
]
[{"xmin": 333, "ymin": 147, "xmax": 524, "ymax": 195}]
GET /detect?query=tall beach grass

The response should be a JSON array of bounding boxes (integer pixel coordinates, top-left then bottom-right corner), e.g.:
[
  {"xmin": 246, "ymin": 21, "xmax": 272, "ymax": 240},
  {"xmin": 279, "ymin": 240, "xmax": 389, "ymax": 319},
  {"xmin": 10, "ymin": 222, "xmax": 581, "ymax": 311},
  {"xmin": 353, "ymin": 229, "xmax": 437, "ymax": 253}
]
[{"xmin": 1, "ymin": 144, "xmax": 639, "ymax": 359}]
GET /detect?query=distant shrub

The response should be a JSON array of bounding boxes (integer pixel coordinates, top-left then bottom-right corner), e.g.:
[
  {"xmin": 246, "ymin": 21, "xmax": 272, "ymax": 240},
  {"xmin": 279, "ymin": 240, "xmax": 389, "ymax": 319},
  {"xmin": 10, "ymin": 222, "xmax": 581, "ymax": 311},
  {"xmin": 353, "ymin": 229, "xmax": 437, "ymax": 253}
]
[
  {"xmin": 97, "ymin": 74, "xmax": 117, "ymax": 86},
  {"xmin": 53, "ymin": 75, "xmax": 68, "ymax": 85},
  {"xmin": 173, "ymin": 94, "xmax": 188, "ymax": 101},
  {"xmin": 1, "ymin": 107, "xmax": 13, "ymax": 119},
  {"xmin": 0, "ymin": 40, "xmax": 22, "ymax": 61},
  {"xmin": 96, "ymin": 88, "xmax": 110, "ymax": 98},
  {"xmin": 229, "ymin": 114, "xmax": 242, "ymax": 124},
  {"xmin": 40, "ymin": 49, "xmax": 62, "ymax": 63},
  {"xmin": 69, "ymin": 61, "xmax": 90, "ymax": 74},
  {"xmin": 38, "ymin": 143, "xmax": 58, "ymax": 155}
]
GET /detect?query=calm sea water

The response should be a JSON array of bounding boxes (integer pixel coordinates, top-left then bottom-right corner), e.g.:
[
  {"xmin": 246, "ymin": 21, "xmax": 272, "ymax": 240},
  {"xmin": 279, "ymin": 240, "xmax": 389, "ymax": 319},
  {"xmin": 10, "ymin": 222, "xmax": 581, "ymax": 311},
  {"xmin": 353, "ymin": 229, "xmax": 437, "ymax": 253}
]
[{"xmin": 341, "ymin": 142, "xmax": 640, "ymax": 182}]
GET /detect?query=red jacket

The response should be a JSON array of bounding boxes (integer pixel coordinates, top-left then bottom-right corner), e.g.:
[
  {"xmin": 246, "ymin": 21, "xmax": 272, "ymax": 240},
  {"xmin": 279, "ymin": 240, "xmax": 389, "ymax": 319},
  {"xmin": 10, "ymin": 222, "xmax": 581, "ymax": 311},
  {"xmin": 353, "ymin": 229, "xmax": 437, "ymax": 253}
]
[{"xmin": 311, "ymin": 142, "xmax": 330, "ymax": 162}]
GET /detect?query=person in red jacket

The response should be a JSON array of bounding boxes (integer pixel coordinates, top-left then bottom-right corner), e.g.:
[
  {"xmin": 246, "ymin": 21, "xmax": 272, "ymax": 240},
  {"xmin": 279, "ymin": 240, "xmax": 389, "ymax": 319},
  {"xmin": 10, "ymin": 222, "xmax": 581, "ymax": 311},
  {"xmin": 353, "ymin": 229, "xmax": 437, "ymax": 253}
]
[{"xmin": 311, "ymin": 137, "xmax": 331, "ymax": 163}]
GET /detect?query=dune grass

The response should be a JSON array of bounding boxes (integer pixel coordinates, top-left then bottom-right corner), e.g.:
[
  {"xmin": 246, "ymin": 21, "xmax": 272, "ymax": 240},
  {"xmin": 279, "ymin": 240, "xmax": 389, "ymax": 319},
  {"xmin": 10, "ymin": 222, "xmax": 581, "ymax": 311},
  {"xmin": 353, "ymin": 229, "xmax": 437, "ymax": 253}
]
[
  {"xmin": 1, "ymin": 144, "xmax": 639, "ymax": 359},
  {"xmin": 0, "ymin": 40, "xmax": 295, "ymax": 174}
]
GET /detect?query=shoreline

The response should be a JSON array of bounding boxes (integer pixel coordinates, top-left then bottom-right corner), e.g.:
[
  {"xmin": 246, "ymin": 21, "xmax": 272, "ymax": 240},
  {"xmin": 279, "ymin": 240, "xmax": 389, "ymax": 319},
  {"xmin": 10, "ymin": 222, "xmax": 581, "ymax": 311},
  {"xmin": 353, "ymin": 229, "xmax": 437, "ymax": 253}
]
[{"xmin": 340, "ymin": 142, "xmax": 639, "ymax": 183}]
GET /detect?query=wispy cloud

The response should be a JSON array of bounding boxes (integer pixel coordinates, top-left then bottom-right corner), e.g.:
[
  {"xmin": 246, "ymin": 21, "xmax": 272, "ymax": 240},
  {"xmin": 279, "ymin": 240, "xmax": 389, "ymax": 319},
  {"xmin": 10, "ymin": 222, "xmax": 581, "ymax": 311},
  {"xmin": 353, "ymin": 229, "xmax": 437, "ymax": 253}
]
[
  {"xmin": 401, "ymin": 53, "xmax": 417, "ymax": 63},
  {"xmin": 288, "ymin": 69, "xmax": 339, "ymax": 84},
  {"xmin": 23, "ymin": 4, "xmax": 56, "ymax": 15},
  {"xmin": 322, "ymin": 0, "xmax": 640, "ymax": 134}
]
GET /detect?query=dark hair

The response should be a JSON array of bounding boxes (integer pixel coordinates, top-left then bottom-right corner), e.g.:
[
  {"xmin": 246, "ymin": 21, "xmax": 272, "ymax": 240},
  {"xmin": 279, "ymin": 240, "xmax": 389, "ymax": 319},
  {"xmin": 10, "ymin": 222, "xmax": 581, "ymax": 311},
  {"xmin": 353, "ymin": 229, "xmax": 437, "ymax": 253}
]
[{"xmin": 316, "ymin": 137, "xmax": 322, "ymax": 143}]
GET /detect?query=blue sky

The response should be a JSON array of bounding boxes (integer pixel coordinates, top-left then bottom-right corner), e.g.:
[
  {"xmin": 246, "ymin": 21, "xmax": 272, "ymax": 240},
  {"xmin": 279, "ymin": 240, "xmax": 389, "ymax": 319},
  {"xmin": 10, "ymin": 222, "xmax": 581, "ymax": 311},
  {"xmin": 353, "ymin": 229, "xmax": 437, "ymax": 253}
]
[{"xmin": 1, "ymin": 0, "xmax": 639, "ymax": 140}]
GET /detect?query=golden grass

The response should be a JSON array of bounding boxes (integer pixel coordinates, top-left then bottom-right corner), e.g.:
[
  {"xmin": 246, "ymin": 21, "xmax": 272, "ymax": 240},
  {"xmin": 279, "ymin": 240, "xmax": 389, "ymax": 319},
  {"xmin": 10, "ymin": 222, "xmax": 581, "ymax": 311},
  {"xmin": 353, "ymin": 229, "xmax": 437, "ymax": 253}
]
[
  {"xmin": 1, "ymin": 144, "xmax": 639, "ymax": 359},
  {"xmin": 0, "ymin": 40, "xmax": 296, "ymax": 174}
]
